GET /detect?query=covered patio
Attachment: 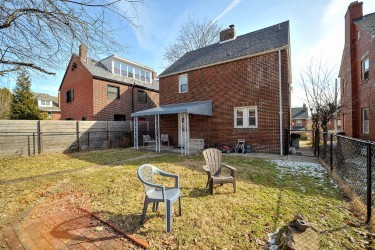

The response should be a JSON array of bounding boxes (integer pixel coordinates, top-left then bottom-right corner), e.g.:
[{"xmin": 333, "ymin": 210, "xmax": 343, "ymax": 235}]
[{"xmin": 131, "ymin": 100, "xmax": 212, "ymax": 155}]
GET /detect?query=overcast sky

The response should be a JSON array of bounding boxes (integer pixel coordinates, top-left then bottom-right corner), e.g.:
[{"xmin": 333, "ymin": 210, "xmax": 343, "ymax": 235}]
[{"xmin": 4, "ymin": 0, "xmax": 375, "ymax": 107}]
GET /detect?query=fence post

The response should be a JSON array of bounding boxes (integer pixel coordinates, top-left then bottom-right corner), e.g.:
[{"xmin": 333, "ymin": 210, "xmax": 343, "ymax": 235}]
[
  {"xmin": 330, "ymin": 133, "xmax": 333, "ymax": 171},
  {"xmin": 107, "ymin": 121, "xmax": 110, "ymax": 148},
  {"xmin": 37, "ymin": 120, "xmax": 43, "ymax": 154},
  {"xmin": 76, "ymin": 121, "xmax": 80, "ymax": 151},
  {"xmin": 27, "ymin": 135, "xmax": 31, "ymax": 157},
  {"xmin": 87, "ymin": 132, "xmax": 90, "ymax": 149},
  {"xmin": 32, "ymin": 132, "xmax": 36, "ymax": 156},
  {"xmin": 366, "ymin": 143, "xmax": 372, "ymax": 223},
  {"xmin": 317, "ymin": 131, "xmax": 320, "ymax": 158}
]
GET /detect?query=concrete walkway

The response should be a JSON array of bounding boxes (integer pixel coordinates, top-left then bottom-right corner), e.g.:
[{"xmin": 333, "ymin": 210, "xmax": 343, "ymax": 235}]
[{"xmin": 227, "ymin": 152, "xmax": 320, "ymax": 164}]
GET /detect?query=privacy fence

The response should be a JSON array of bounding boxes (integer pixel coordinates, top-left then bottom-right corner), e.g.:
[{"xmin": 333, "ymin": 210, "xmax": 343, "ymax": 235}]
[
  {"xmin": 316, "ymin": 132, "xmax": 375, "ymax": 223},
  {"xmin": 0, "ymin": 120, "xmax": 149, "ymax": 158}
]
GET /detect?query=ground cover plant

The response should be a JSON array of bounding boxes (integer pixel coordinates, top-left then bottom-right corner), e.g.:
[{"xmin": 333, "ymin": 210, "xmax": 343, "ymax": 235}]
[{"xmin": 0, "ymin": 148, "xmax": 372, "ymax": 249}]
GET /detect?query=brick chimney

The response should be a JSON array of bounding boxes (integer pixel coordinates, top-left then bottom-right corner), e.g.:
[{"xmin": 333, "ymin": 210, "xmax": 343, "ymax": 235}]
[
  {"xmin": 79, "ymin": 44, "xmax": 88, "ymax": 64},
  {"xmin": 302, "ymin": 103, "xmax": 307, "ymax": 112},
  {"xmin": 345, "ymin": 1, "xmax": 363, "ymax": 45},
  {"xmin": 220, "ymin": 24, "xmax": 236, "ymax": 42}
]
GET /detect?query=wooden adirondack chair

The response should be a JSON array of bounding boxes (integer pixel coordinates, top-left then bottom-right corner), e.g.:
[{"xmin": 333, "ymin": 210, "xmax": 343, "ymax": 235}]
[{"xmin": 202, "ymin": 148, "xmax": 237, "ymax": 195}]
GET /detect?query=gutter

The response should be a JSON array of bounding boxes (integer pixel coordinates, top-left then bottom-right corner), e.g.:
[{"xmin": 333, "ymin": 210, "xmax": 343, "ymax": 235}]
[{"xmin": 278, "ymin": 50, "xmax": 283, "ymax": 156}]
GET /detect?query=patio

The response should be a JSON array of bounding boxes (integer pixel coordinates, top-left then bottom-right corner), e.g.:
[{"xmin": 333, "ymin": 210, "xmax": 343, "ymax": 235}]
[{"xmin": 0, "ymin": 148, "xmax": 372, "ymax": 249}]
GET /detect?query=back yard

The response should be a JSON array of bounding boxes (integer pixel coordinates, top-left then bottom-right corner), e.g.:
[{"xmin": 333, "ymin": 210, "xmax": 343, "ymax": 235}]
[{"xmin": 0, "ymin": 148, "xmax": 372, "ymax": 249}]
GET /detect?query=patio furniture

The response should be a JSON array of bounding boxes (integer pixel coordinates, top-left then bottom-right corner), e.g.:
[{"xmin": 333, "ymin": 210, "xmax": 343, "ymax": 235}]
[
  {"xmin": 235, "ymin": 139, "xmax": 246, "ymax": 153},
  {"xmin": 161, "ymin": 134, "xmax": 169, "ymax": 146},
  {"xmin": 143, "ymin": 135, "xmax": 155, "ymax": 147},
  {"xmin": 137, "ymin": 164, "xmax": 181, "ymax": 233},
  {"xmin": 202, "ymin": 148, "xmax": 237, "ymax": 195}
]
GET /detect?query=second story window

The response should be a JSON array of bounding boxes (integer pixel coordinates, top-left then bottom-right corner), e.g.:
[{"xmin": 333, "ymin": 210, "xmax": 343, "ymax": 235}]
[
  {"xmin": 66, "ymin": 89, "xmax": 74, "ymax": 103},
  {"xmin": 107, "ymin": 85, "xmax": 120, "ymax": 100},
  {"xmin": 146, "ymin": 72, "xmax": 151, "ymax": 83},
  {"xmin": 40, "ymin": 100, "xmax": 51, "ymax": 106},
  {"xmin": 362, "ymin": 57, "xmax": 369, "ymax": 81},
  {"xmin": 121, "ymin": 63, "xmax": 127, "ymax": 76},
  {"xmin": 114, "ymin": 61, "xmax": 121, "ymax": 75},
  {"xmin": 128, "ymin": 65, "xmax": 134, "ymax": 78},
  {"xmin": 135, "ymin": 68, "xmax": 140, "ymax": 80},
  {"xmin": 179, "ymin": 74, "xmax": 188, "ymax": 93},
  {"xmin": 137, "ymin": 90, "xmax": 147, "ymax": 104},
  {"xmin": 141, "ymin": 70, "xmax": 146, "ymax": 81}
]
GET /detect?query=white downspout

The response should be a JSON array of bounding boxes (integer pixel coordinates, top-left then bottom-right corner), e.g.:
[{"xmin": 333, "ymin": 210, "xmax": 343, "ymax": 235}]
[{"xmin": 278, "ymin": 50, "xmax": 283, "ymax": 156}]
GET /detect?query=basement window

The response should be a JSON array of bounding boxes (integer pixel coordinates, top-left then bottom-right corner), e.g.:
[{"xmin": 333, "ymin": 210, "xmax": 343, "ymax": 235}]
[
  {"xmin": 362, "ymin": 57, "xmax": 369, "ymax": 81},
  {"xmin": 234, "ymin": 106, "xmax": 258, "ymax": 128}
]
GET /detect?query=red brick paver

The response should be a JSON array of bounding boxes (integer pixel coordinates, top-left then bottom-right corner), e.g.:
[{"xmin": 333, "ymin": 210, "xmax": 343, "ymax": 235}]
[{"xmin": 0, "ymin": 207, "xmax": 140, "ymax": 249}]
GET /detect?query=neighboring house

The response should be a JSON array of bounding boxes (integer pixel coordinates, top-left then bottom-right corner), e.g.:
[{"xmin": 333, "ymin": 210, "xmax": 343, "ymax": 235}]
[
  {"xmin": 59, "ymin": 45, "xmax": 159, "ymax": 121},
  {"xmin": 291, "ymin": 104, "xmax": 309, "ymax": 130},
  {"xmin": 340, "ymin": 1, "xmax": 375, "ymax": 141},
  {"xmin": 327, "ymin": 112, "xmax": 342, "ymax": 132},
  {"xmin": 33, "ymin": 92, "xmax": 61, "ymax": 120},
  {"xmin": 132, "ymin": 22, "xmax": 291, "ymax": 154}
]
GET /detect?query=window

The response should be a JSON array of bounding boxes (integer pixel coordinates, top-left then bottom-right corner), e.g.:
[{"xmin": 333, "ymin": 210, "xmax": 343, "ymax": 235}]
[
  {"xmin": 47, "ymin": 111, "xmax": 52, "ymax": 119},
  {"xmin": 114, "ymin": 114, "xmax": 126, "ymax": 121},
  {"xmin": 107, "ymin": 85, "xmax": 120, "ymax": 99},
  {"xmin": 363, "ymin": 108, "xmax": 369, "ymax": 134},
  {"xmin": 65, "ymin": 118, "xmax": 74, "ymax": 120},
  {"xmin": 128, "ymin": 65, "xmax": 134, "ymax": 78},
  {"xmin": 146, "ymin": 72, "xmax": 151, "ymax": 83},
  {"xmin": 141, "ymin": 70, "xmax": 146, "ymax": 81},
  {"xmin": 234, "ymin": 106, "xmax": 258, "ymax": 128},
  {"xmin": 82, "ymin": 116, "xmax": 87, "ymax": 121},
  {"xmin": 135, "ymin": 68, "xmax": 140, "ymax": 80},
  {"xmin": 362, "ymin": 57, "xmax": 369, "ymax": 80},
  {"xmin": 121, "ymin": 63, "xmax": 127, "ymax": 76},
  {"xmin": 178, "ymin": 74, "xmax": 188, "ymax": 93},
  {"xmin": 338, "ymin": 119, "xmax": 342, "ymax": 126},
  {"xmin": 296, "ymin": 120, "xmax": 302, "ymax": 126},
  {"xmin": 114, "ymin": 61, "xmax": 121, "ymax": 75},
  {"xmin": 137, "ymin": 90, "xmax": 147, "ymax": 103},
  {"xmin": 66, "ymin": 89, "xmax": 74, "ymax": 103},
  {"xmin": 40, "ymin": 100, "xmax": 51, "ymax": 106}
]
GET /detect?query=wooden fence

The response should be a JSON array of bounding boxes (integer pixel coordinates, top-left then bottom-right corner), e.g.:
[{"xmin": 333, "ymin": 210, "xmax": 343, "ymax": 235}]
[{"xmin": 0, "ymin": 120, "xmax": 149, "ymax": 158}]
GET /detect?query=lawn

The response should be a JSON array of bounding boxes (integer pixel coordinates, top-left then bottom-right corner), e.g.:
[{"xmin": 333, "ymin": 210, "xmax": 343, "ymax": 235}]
[{"xmin": 0, "ymin": 148, "xmax": 371, "ymax": 249}]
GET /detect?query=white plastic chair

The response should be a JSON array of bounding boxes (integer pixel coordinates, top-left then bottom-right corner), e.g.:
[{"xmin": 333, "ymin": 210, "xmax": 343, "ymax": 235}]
[{"xmin": 142, "ymin": 135, "xmax": 155, "ymax": 147}]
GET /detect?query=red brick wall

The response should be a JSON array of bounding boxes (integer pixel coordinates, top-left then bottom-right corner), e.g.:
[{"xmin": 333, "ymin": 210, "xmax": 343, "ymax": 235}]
[
  {"xmin": 159, "ymin": 50, "xmax": 290, "ymax": 153},
  {"xmin": 340, "ymin": 2, "xmax": 375, "ymax": 141},
  {"xmin": 51, "ymin": 112, "xmax": 61, "ymax": 120},
  {"xmin": 60, "ymin": 55, "xmax": 159, "ymax": 121},
  {"xmin": 60, "ymin": 55, "xmax": 94, "ymax": 120}
]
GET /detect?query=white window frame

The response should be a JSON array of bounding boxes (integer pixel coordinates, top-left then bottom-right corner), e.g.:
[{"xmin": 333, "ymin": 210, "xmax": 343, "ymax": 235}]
[
  {"xmin": 296, "ymin": 119, "xmax": 302, "ymax": 126},
  {"xmin": 234, "ymin": 106, "xmax": 258, "ymax": 128},
  {"xmin": 363, "ymin": 108, "xmax": 369, "ymax": 134},
  {"xmin": 362, "ymin": 57, "xmax": 369, "ymax": 81},
  {"xmin": 178, "ymin": 74, "xmax": 188, "ymax": 93}
]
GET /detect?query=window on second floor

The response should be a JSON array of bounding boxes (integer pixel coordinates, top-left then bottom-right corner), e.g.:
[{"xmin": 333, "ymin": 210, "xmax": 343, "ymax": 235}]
[
  {"xmin": 40, "ymin": 100, "xmax": 51, "ymax": 106},
  {"xmin": 107, "ymin": 85, "xmax": 120, "ymax": 100},
  {"xmin": 362, "ymin": 57, "xmax": 369, "ymax": 81},
  {"xmin": 66, "ymin": 89, "xmax": 74, "ymax": 103},
  {"xmin": 179, "ymin": 74, "xmax": 188, "ymax": 93},
  {"xmin": 114, "ymin": 61, "xmax": 121, "ymax": 75},
  {"xmin": 137, "ymin": 90, "xmax": 147, "ymax": 104},
  {"xmin": 296, "ymin": 120, "xmax": 302, "ymax": 126},
  {"xmin": 363, "ymin": 107, "xmax": 369, "ymax": 134}
]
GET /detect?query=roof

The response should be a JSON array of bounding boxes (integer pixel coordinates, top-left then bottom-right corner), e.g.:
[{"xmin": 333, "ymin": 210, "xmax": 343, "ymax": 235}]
[
  {"xmin": 159, "ymin": 21, "xmax": 290, "ymax": 77},
  {"xmin": 33, "ymin": 92, "xmax": 60, "ymax": 112},
  {"xmin": 292, "ymin": 107, "xmax": 309, "ymax": 119},
  {"xmin": 131, "ymin": 100, "xmax": 212, "ymax": 117},
  {"xmin": 85, "ymin": 58, "xmax": 159, "ymax": 91},
  {"xmin": 354, "ymin": 12, "xmax": 375, "ymax": 36}
]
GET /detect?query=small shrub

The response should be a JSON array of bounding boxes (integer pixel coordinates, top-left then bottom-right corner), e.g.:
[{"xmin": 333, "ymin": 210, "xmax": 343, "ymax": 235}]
[{"xmin": 300, "ymin": 133, "xmax": 308, "ymax": 141}]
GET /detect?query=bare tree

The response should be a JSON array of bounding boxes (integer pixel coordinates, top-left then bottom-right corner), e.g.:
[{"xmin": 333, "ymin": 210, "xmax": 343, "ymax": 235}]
[
  {"xmin": 298, "ymin": 58, "xmax": 340, "ymax": 133},
  {"xmin": 163, "ymin": 16, "xmax": 221, "ymax": 67},
  {"xmin": 0, "ymin": 0, "xmax": 142, "ymax": 76}
]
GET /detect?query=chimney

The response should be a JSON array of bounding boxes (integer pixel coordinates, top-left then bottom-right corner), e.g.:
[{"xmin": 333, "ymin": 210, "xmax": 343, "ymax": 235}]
[
  {"xmin": 345, "ymin": 1, "xmax": 363, "ymax": 44},
  {"xmin": 79, "ymin": 44, "xmax": 87, "ymax": 64},
  {"xmin": 303, "ymin": 103, "xmax": 307, "ymax": 112},
  {"xmin": 220, "ymin": 24, "xmax": 236, "ymax": 42}
]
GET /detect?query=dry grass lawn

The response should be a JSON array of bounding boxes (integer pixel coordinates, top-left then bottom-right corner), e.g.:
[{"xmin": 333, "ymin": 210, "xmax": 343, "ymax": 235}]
[{"xmin": 0, "ymin": 148, "xmax": 372, "ymax": 249}]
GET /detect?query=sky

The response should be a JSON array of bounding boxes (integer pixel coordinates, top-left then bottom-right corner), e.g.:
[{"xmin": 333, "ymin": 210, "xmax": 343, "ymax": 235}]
[{"xmin": 3, "ymin": 0, "xmax": 375, "ymax": 107}]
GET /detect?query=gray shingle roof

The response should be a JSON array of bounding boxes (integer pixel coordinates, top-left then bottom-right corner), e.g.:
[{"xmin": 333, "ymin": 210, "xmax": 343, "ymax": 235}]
[
  {"xmin": 354, "ymin": 12, "xmax": 375, "ymax": 36},
  {"xmin": 85, "ymin": 58, "xmax": 159, "ymax": 91},
  {"xmin": 292, "ymin": 107, "xmax": 309, "ymax": 119},
  {"xmin": 159, "ymin": 21, "xmax": 289, "ymax": 77}
]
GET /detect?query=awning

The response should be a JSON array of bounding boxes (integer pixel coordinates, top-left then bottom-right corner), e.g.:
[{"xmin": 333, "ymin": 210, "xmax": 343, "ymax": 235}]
[{"xmin": 131, "ymin": 100, "xmax": 212, "ymax": 117}]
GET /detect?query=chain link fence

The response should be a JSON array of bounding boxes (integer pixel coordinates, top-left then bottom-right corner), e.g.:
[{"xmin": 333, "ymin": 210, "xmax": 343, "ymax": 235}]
[{"xmin": 316, "ymin": 131, "xmax": 375, "ymax": 223}]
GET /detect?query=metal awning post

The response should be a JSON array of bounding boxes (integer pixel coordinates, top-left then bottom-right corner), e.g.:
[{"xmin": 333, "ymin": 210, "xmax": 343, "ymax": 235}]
[
  {"xmin": 180, "ymin": 113, "xmax": 183, "ymax": 156},
  {"xmin": 186, "ymin": 113, "xmax": 190, "ymax": 155},
  {"xmin": 155, "ymin": 114, "xmax": 160, "ymax": 153},
  {"xmin": 133, "ymin": 116, "xmax": 138, "ymax": 150}
]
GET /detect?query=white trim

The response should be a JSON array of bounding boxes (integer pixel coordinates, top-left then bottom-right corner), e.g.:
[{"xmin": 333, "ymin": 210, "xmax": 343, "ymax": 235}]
[
  {"xmin": 178, "ymin": 74, "xmax": 188, "ymax": 93},
  {"xmin": 234, "ymin": 106, "xmax": 258, "ymax": 128},
  {"xmin": 159, "ymin": 46, "xmax": 289, "ymax": 78},
  {"xmin": 363, "ymin": 107, "xmax": 369, "ymax": 134},
  {"xmin": 219, "ymin": 36, "xmax": 237, "ymax": 44}
]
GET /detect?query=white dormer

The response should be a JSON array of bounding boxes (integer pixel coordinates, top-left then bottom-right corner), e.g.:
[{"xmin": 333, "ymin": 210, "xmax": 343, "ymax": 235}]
[
  {"xmin": 99, "ymin": 55, "xmax": 154, "ymax": 84},
  {"xmin": 38, "ymin": 99, "xmax": 53, "ymax": 107}
]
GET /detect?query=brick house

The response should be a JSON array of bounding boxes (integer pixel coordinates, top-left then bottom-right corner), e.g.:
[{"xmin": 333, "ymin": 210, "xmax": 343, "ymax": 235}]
[
  {"xmin": 33, "ymin": 93, "xmax": 61, "ymax": 120},
  {"xmin": 59, "ymin": 45, "xmax": 159, "ymax": 121},
  {"xmin": 340, "ymin": 1, "xmax": 375, "ymax": 141},
  {"xmin": 291, "ymin": 104, "xmax": 309, "ymax": 130},
  {"xmin": 132, "ymin": 22, "xmax": 291, "ymax": 154}
]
